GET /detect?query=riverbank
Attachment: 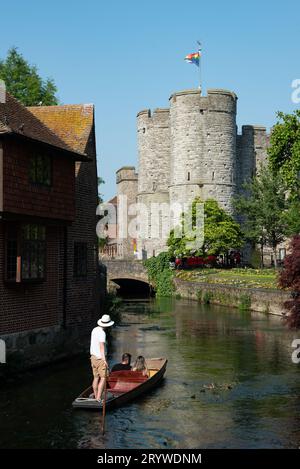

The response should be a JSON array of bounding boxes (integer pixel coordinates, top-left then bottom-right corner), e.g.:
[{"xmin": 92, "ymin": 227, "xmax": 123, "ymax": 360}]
[
  {"xmin": 174, "ymin": 277, "xmax": 290, "ymax": 316},
  {"xmin": 176, "ymin": 267, "xmax": 278, "ymax": 289}
]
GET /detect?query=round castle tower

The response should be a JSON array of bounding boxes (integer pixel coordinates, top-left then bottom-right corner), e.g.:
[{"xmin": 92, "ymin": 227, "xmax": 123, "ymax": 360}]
[
  {"xmin": 116, "ymin": 166, "xmax": 138, "ymax": 259},
  {"xmin": 169, "ymin": 89, "xmax": 237, "ymax": 212},
  {"xmin": 136, "ymin": 108, "xmax": 171, "ymax": 258}
]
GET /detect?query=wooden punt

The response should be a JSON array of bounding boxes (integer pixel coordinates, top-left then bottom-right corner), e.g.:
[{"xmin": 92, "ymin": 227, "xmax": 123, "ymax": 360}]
[{"xmin": 72, "ymin": 357, "xmax": 167, "ymax": 410}]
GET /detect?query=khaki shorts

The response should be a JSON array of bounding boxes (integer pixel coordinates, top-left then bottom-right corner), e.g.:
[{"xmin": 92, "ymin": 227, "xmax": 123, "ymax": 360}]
[{"xmin": 90, "ymin": 355, "xmax": 108, "ymax": 379}]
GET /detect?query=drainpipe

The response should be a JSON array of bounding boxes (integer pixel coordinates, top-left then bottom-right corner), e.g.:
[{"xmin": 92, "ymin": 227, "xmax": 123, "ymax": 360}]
[{"xmin": 62, "ymin": 226, "xmax": 68, "ymax": 329}]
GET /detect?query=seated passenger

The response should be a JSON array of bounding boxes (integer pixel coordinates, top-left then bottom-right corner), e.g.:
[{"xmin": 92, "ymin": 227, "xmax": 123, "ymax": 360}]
[
  {"xmin": 111, "ymin": 353, "xmax": 132, "ymax": 372},
  {"xmin": 132, "ymin": 355, "xmax": 149, "ymax": 377}
]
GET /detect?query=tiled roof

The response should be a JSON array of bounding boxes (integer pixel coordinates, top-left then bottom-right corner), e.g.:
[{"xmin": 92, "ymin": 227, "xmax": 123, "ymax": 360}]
[
  {"xmin": 28, "ymin": 104, "xmax": 94, "ymax": 155},
  {"xmin": 0, "ymin": 92, "xmax": 92, "ymax": 160}
]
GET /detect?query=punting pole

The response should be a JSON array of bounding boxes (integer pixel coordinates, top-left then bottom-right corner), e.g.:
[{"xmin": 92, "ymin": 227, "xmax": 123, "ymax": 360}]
[{"xmin": 102, "ymin": 367, "xmax": 108, "ymax": 435}]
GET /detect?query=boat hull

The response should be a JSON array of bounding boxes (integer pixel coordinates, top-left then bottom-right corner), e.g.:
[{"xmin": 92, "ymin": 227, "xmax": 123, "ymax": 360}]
[{"xmin": 72, "ymin": 357, "xmax": 167, "ymax": 410}]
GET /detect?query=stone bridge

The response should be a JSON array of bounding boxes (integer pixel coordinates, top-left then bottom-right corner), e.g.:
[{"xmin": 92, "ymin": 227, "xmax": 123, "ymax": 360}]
[{"xmin": 103, "ymin": 260, "xmax": 151, "ymax": 294}]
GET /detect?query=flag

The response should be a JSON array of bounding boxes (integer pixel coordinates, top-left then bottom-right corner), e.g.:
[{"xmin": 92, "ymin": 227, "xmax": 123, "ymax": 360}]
[{"xmin": 184, "ymin": 51, "xmax": 200, "ymax": 67}]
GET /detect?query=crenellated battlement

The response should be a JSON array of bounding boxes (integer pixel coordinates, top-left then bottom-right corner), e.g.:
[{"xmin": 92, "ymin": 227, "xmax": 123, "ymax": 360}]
[{"xmin": 116, "ymin": 166, "xmax": 138, "ymax": 184}]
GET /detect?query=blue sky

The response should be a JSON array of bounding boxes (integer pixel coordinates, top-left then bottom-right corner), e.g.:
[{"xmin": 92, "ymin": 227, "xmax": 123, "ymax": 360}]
[{"xmin": 0, "ymin": 0, "xmax": 299, "ymax": 199}]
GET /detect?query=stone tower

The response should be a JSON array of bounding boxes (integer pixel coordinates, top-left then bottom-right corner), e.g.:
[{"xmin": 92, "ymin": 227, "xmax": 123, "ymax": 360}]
[
  {"xmin": 136, "ymin": 108, "xmax": 171, "ymax": 258},
  {"xmin": 169, "ymin": 89, "xmax": 237, "ymax": 212},
  {"xmin": 236, "ymin": 125, "xmax": 268, "ymax": 189},
  {"xmin": 116, "ymin": 166, "xmax": 138, "ymax": 259},
  {"xmin": 115, "ymin": 88, "xmax": 268, "ymax": 260}
]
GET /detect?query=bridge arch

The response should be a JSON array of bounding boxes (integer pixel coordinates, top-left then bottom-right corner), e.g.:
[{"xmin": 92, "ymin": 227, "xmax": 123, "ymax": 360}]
[{"xmin": 104, "ymin": 260, "xmax": 152, "ymax": 297}]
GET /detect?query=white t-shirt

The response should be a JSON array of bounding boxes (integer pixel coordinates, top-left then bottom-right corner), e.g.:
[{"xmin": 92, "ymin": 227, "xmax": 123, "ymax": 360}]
[{"xmin": 90, "ymin": 326, "xmax": 106, "ymax": 359}]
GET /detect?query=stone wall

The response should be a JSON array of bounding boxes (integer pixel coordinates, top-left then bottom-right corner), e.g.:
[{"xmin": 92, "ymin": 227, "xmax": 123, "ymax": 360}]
[
  {"xmin": 174, "ymin": 278, "xmax": 289, "ymax": 317},
  {"xmin": 0, "ymin": 325, "xmax": 89, "ymax": 376},
  {"xmin": 105, "ymin": 259, "xmax": 149, "ymax": 285}
]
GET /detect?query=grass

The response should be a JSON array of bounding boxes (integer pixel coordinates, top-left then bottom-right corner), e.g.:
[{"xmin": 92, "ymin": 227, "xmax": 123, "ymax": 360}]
[{"xmin": 175, "ymin": 267, "xmax": 278, "ymax": 290}]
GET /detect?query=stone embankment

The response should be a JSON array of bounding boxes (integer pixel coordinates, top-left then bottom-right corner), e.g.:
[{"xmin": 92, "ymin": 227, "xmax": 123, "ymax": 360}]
[{"xmin": 174, "ymin": 278, "xmax": 290, "ymax": 316}]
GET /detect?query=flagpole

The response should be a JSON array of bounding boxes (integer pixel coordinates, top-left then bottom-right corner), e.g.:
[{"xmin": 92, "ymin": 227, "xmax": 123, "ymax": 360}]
[{"xmin": 197, "ymin": 40, "xmax": 202, "ymax": 94}]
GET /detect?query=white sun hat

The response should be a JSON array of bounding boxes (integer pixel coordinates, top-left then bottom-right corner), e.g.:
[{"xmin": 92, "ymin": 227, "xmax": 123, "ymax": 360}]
[{"xmin": 97, "ymin": 314, "xmax": 114, "ymax": 328}]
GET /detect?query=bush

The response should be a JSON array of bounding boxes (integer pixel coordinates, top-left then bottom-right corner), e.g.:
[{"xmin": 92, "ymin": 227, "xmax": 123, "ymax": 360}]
[
  {"xmin": 144, "ymin": 252, "xmax": 174, "ymax": 297},
  {"xmin": 203, "ymin": 291, "xmax": 213, "ymax": 304},
  {"xmin": 196, "ymin": 290, "xmax": 202, "ymax": 302},
  {"xmin": 279, "ymin": 235, "xmax": 300, "ymax": 328},
  {"xmin": 238, "ymin": 294, "xmax": 251, "ymax": 312},
  {"xmin": 156, "ymin": 269, "xmax": 175, "ymax": 297}
]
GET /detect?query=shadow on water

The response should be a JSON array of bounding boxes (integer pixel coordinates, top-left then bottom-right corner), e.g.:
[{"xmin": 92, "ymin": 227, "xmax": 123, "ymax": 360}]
[
  {"xmin": 0, "ymin": 297, "xmax": 300, "ymax": 448},
  {"xmin": 112, "ymin": 279, "xmax": 153, "ymax": 299}
]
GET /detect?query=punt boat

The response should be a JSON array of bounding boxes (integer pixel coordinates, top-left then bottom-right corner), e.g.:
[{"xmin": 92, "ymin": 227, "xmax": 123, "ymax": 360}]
[{"xmin": 72, "ymin": 357, "xmax": 167, "ymax": 410}]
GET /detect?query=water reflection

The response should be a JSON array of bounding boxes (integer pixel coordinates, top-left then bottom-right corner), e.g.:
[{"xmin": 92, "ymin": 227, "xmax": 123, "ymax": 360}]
[{"xmin": 0, "ymin": 298, "xmax": 299, "ymax": 448}]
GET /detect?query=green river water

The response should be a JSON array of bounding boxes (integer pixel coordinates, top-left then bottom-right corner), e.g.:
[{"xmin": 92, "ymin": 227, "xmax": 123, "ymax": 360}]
[{"xmin": 0, "ymin": 298, "xmax": 299, "ymax": 449}]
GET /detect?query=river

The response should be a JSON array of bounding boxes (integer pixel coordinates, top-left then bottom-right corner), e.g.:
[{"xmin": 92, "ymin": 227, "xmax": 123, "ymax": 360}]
[{"xmin": 0, "ymin": 298, "xmax": 300, "ymax": 449}]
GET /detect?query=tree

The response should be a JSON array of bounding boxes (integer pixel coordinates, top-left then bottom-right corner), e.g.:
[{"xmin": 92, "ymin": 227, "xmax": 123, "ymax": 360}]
[
  {"xmin": 167, "ymin": 198, "xmax": 243, "ymax": 258},
  {"xmin": 268, "ymin": 110, "xmax": 300, "ymax": 197},
  {"xmin": 98, "ymin": 177, "xmax": 105, "ymax": 204},
  {"xmin": 279, "ymin": 235, "xmax": 300, "ymax": 328},
  {"xmin": 284, "ymin": 199, "xmax": 300, "ymax": 237},
  {"xmin": 234, "ymin": 165, "xmax": 290, "ymax": 268},
  {"xmin": 0, "ymin": 47, "xmax": 58, "ymax": 106}
]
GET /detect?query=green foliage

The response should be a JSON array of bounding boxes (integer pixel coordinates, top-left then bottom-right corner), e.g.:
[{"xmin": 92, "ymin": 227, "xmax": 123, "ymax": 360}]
[
  {"xmin": 0, "ymin": 47, "xmax": 58, "ymax": 105},
  {"xmin": 144, "ymin": 252, "xmax": 170, "ymax": 281},
  {"xmin": 284, "ymin": 199, "xmax": 300, "ymax": 236},
  {"xmin": 155, "ymin": 269, "xmax": 174, "ymax": 297},
  {"xmin": 250, "ymin": 247, "xmax": 262, "ymax": 269},
  {"xmin": 167, "ymin": 197, "xmax": 243, "ymax": 258},
  {"xmin": 103, "ymin": 292, "xmax": 122, "ymax": 323},
  {"xmin": 203, "ymin": 291, "xmax": 213, "ymax": 304},
  {"xmin": 234, "ymin": 164, "xmax": 290, "ymax": 267},
  {"xmin": 268, "ymin": 110, "xmax": 300, "ymax": 197},
  {"xmin": 98, "ymin": 237, "xmax": 108, "ymax": 249},
  {"xmin": 144, "ymin": 252, "xmax": 174, "ymax": 297},
  {"xmin": 238, "ymin": 294, "xmax": 251, "ymax": 312},
  {"xmin": 196, "ymin": 289, "xmax": 202, "ymax": 301},
  {"xmin": 98, "ymin": 177, "xmax": 105, "ymax": 204}
]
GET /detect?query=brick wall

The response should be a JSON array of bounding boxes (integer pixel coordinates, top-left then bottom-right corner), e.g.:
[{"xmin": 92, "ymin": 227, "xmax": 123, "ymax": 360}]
[
  {"xmin": 2, "ymin": 137, "xmax": 75, "ymax": 221},
  {"xmin": 64, "ymin": 125, "xmax": 101, "ymax": 331},
  {"xmin": 0, "ymin": 223, "xmax": 64, "ymax": 334}
]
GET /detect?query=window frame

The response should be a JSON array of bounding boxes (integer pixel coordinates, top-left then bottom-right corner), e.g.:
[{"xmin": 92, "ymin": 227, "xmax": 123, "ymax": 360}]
[
  {"xmin": 4, "ymin": 223, "xmax": 47, "ymax": 284},
  {"xmin": 29, "ymin": 154, "xmax": 52, "ymax": 187}
]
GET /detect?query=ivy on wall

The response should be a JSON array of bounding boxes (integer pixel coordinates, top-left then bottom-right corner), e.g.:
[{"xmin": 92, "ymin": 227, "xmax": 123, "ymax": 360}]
[{"xmin": 144, "ymin": 252, "xmax": 174, "ymax": 297}]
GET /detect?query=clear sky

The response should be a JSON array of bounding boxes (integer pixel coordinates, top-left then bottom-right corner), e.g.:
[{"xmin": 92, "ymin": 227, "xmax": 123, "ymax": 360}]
[{"xmin": 0, "ymin": 0, "xmax": 299, "ymax": 199}]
